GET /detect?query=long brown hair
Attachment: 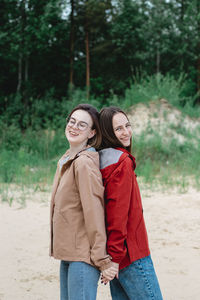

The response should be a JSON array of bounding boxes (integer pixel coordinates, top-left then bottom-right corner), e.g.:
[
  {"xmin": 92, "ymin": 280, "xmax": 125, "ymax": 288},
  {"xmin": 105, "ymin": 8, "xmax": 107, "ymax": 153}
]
[
  {"xmin": 68, "ymin": 103, "xmax": 102, "ymax": 148},
  {"xmin": 99, "ymin": 106, "xmax": 132, "ymax": 152}
]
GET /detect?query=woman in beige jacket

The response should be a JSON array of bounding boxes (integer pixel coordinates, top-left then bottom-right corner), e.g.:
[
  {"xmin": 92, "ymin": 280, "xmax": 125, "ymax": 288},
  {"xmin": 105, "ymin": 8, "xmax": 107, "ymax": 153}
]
[{"xmin": 50, "ymin": 104, "xmax": 117, "ymax": 300}]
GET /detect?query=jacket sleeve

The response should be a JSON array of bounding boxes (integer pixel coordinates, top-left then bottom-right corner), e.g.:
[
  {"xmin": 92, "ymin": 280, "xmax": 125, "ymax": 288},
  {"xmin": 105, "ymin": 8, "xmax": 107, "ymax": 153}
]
[
  {"xmin": 75, "ymin": 155, "xmax": 112, "ymax": 271},
  {"xmin": 105, "ymin": 157, "xmax": 133, "ymax": 264}
]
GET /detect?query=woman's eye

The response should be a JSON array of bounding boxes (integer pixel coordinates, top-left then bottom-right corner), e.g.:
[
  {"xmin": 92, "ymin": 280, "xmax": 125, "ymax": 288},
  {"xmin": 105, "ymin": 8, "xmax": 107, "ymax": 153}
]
[
  {"xmin": 79, "ymin": 123, "xmax": 86, "ymax": 129},
  {"xmin": 115, "ymin": 127, "xmax": 121, "ymax": 131}
]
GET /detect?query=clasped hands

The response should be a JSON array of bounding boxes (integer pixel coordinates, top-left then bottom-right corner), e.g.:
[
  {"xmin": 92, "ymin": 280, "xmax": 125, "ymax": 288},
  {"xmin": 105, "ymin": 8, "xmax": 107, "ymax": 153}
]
[{"xmin": 101, "ymin": 262, "xmax": 119, "ymax": 285}]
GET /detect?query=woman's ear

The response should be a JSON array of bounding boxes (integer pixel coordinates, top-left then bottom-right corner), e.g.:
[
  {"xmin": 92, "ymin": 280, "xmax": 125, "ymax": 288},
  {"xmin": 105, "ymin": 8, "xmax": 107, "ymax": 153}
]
[{"xmin": 88, "ymin": 129, "xmax": 96, "ymax": 139}]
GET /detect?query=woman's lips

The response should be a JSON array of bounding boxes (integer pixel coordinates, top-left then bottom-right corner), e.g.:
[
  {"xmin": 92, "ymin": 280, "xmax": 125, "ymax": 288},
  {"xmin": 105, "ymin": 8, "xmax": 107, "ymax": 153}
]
[
  {"xmin": 121, "ymin": 137, "xmax": 130, "ymax": 142},
  {"xmin": 69, "ymin": 131, "xmax": 79, "ymax": 136}
]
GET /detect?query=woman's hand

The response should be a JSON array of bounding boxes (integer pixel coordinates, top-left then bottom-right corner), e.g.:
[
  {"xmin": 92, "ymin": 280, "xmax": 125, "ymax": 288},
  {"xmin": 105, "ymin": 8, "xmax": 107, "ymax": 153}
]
[{"xmin": 101, "ymin": 262, "xmax": 119, "ymax": 284}]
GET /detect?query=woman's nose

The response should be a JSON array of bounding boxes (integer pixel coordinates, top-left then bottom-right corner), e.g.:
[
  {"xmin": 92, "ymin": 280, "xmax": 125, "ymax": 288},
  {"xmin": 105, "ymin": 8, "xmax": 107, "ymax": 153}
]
[{"xmin": 122, "ymin": 127, "xmax": 129, "ymax": 135}]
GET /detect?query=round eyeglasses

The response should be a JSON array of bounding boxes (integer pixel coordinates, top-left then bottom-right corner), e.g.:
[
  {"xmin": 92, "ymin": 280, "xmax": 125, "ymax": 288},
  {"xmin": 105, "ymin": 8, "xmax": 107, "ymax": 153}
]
[{"xmin": 66, "ymin": 117, "xmax": 91, "ymax": 131}]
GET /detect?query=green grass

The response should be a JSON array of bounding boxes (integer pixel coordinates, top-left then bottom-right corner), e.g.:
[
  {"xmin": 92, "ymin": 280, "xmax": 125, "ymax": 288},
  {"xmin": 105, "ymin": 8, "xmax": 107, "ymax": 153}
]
[{"xmin": 0, "ymin": 127, "xmax": 69, "ymax": 186}]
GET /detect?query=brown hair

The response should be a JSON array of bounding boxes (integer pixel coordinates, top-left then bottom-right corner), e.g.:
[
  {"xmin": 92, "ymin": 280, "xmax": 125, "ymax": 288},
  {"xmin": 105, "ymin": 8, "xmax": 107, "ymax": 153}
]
[
  {"xmin": 99, "ymin": 106, "xmax": 132, "ymax": 152},
  {"xmin": 68, "ymin": 103, "xmax": 102, "ymax": 149}
]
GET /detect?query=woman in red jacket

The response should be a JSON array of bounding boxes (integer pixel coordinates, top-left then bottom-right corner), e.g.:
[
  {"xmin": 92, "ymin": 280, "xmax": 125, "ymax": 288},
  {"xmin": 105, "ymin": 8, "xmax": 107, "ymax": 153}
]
[{"xmin": 99, "ymin": 106, "xmax": 163, "ymax": 300}]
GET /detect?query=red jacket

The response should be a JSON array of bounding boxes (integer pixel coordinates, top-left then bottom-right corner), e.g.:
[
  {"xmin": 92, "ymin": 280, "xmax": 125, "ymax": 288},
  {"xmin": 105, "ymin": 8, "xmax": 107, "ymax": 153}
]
[{"xmin": 99, "ymin": 147, "xmax": 150, "ymax": 270}]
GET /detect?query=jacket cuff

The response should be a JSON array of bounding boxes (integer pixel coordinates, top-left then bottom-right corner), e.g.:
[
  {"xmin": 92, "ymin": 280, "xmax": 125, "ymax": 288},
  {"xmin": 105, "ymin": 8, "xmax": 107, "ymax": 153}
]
[{"xmin": 99, "ymin": 256, "xmax": 112, "ymax": 271}]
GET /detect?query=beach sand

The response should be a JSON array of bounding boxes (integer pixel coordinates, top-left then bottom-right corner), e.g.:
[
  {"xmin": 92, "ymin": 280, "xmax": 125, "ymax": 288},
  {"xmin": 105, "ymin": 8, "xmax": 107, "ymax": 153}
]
[{"xmin": 0, "ymin": 186, "xmax": 200, "ymax": 300}]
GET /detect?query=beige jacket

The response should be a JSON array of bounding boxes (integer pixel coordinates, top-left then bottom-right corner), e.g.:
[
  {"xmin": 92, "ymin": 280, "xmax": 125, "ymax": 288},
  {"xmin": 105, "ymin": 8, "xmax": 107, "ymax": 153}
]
[{"xmin": 50, "ymin": 147, "xmax": 111, "ymax": 271}]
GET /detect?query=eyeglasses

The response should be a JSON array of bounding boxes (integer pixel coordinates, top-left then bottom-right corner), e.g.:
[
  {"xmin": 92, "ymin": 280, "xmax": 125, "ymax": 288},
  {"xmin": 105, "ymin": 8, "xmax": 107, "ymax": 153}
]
[{"xmin": 66, "ymin": 117, "xmax": 91, "ymax": 131}]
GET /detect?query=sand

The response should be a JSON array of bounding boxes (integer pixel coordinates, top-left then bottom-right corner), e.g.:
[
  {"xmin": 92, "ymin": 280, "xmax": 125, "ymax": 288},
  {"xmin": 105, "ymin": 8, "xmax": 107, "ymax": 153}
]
[{"xmin": 0, "ymin": 186, "xmax": 200, "ymax": 300}]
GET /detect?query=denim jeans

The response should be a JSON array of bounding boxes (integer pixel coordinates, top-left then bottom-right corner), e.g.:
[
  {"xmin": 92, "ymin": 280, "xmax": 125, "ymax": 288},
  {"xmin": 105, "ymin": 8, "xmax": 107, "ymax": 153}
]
[
  {"xmin": 60, "ymin": 261, "xmax": 100, "ymax": 300},
  {"xmin": 110, "ymin": 255, "xmax": 163, "ymax": 300}
]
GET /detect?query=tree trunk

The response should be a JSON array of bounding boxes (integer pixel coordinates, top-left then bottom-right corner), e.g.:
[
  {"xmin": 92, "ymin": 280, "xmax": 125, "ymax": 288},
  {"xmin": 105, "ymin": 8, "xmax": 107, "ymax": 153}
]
[
  {"xmin": 85, "ymin": 28, "xmax": 90, "ymax": 99},
  {"xmin": 17, "ymin": 54, "xmax": 22, "ymax": 93},
  {"xmin": 197, "ymin": 0, "xmax": 200, "ymax": 103},
  {"xmin": 156, "ymin": 47, "xmax": 160, "ymax": 74},
  {"xmin": 17, "ymin": 0, "xmax": 26, "ymax": 95},
  {"xmin": 197, "ymin": 53, "xmax": 200, "ymax": 98},
  {"xmin": 180, "ymin": 0, "xmax": 184, "ymax": 21},
  {"xmin": 25, "ymin": 56, "xmax": 28, "ymax": 82},
  {"xmin": 69, "ymin": 0, "xmax": 75, "ymax": 93}
]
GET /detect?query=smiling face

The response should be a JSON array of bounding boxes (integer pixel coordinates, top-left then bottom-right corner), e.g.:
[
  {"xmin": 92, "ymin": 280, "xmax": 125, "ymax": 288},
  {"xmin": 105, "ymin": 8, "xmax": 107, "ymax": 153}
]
[
  {"xmin": 65, "ymin": 109, "xmax": 96, "ymax": 147},
  {"xmin": 112, "ymin": 112, "xmax": 132, "ymax": 147}
]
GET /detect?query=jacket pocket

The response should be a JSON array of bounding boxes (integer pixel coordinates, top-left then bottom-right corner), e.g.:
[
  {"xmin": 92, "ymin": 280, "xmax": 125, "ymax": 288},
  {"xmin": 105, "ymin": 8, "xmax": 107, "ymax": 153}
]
[{"xmin": 53, "ymin": 208, "xmax": 75, "ymax": 256}]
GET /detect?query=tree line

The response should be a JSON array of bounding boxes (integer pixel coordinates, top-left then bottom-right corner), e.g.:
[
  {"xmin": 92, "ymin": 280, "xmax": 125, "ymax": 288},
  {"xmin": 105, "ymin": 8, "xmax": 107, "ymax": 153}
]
[{"xmin": 0, "ymin": 0, "xmax": 200, "ymax": 126}]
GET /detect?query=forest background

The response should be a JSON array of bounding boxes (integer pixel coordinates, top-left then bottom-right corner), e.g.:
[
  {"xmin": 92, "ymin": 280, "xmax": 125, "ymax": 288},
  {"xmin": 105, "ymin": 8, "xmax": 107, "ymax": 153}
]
[{"xmin": 0, "ymin": 0, "xmax": 200, "ymax": 199}]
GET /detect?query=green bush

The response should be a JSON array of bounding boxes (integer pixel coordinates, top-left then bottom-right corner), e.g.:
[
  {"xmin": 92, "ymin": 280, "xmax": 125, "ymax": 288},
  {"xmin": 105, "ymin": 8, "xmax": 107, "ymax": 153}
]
[
  {"xmin": 132, "ymin": 126, "xmax": 200, "ymax": 189},
  {"xmin": 0, "ymin": 126, "xmax": 69, "ymax": 185},
  {"xmin": 1, "ymin": 73, "xmax": 199, "ymax": 131},
  {"xmin": 122, "ymin": 73, "xmax": 194, "ymax": 109},
  {"xmin": 0, "ymin": 122, "xmax": 22, "ymax": 151}
]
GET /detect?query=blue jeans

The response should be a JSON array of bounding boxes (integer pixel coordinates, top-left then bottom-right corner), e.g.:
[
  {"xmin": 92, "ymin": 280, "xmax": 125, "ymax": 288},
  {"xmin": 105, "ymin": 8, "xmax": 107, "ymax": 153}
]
[
  {"xmin": 110, "ymin": 256, "xmax": 163, "ymax": 300},
  {"xmin": 60, "ymin": 261, "xmax": 100, "ymax": 300}
]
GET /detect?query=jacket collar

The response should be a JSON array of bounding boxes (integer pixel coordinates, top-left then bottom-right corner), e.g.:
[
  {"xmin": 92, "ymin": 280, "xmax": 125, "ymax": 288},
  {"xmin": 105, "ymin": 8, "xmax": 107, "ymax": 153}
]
[
  {"xmin": 116, "ymin": 147, "xmax": 136, "ymax": 170},
  {"xmin": 62, "ymin": 145, "xmax": 94, "ymax": 161},
  {"xmin": 59, "ymin": 145, "xmax": 96, "ymax": 181}
]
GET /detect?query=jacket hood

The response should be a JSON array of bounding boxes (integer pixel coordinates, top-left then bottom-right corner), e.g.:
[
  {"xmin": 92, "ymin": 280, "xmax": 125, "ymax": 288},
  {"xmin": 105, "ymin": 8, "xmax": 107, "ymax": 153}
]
[
  {"xmin": 99, "ymin": 147, "xmax": 136, "ymax": 181},
  {"xmin": 116, "ymin": 147, "xmax": 136, "ymax": 169},
  {"xmin": 77, "ymin": 147, "xmax": 99, "ymax": 168},
  {"xmin": 59, "ymin": 146, "xmax": 99, "ymax": 177}
]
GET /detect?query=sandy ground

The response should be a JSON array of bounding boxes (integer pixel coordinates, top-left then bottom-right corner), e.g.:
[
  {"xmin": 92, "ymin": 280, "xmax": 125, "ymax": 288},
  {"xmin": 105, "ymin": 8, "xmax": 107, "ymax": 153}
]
[{"xmin": 0, "ymin": 186, "xmax": 200, "ymax": 300}]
